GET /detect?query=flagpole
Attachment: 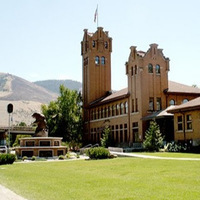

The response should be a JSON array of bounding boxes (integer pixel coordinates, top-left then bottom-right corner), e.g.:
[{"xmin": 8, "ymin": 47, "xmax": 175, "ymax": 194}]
[{"xmin": 97, "ymin": 4, "xmax": 99, "ymax": 28}]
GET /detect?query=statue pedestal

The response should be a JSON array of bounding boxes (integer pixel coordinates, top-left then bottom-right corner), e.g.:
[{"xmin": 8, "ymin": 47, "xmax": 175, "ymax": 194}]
[{"xmin": 15, "ymin": 137, "xmax": 67, "ymax": 158}]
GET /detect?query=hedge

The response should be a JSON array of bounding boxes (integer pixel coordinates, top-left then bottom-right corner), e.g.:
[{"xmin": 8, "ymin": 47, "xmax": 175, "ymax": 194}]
[
  {"xmin": 0, "ymin": 153, "xmax": 16, "ymax": 165},
  {"xmin": 86, "ymin": 147, "xmax": 110, "ymax": 159}
]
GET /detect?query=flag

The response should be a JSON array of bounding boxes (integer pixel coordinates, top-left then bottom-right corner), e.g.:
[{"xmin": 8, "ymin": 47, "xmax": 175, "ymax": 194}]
[{"xmin": 94, "ymin": 6, "xmax": 98, "ymax": 23}]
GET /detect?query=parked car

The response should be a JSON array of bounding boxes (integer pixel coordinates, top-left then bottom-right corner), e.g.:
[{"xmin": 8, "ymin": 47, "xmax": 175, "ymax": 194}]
[{"xmin": 0, "ymin": 145, "xmax": 7, "ymax": 153}]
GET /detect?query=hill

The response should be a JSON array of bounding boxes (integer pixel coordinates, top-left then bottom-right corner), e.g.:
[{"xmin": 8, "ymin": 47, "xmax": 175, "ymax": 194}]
[
  {"xmin": 0, "ymin": 73, "xmax": 82, "ymax": 126},
  {"xmin": 34, "ymin": 79, "xmax": 82, "ymax": 94},
  {"xmin": 0, "ymin": 73, "xmax": 57, "ymax": 103}
]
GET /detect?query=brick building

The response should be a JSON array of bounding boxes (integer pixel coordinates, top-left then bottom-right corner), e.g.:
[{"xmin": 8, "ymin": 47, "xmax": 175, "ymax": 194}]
[{"xmin": 81, "ymin": 27, "xmax": 200, "ymax": 147}]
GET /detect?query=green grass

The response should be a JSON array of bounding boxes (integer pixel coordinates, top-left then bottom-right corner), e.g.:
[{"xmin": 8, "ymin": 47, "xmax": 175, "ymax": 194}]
[{"xmin": 0, "ymin": 158, "xmax": 200, "ymax": 200}]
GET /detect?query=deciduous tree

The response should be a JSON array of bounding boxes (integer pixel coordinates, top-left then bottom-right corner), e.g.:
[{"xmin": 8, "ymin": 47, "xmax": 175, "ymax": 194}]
[{"xmin": 41, "ymin": 85, "xmax": 83, "ymax": 148}]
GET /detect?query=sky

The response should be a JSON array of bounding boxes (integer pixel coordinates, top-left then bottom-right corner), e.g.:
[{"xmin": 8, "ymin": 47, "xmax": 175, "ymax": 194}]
[{"xmin": 1, "ymin": 0, "xmax": 200, "ymax": 90}]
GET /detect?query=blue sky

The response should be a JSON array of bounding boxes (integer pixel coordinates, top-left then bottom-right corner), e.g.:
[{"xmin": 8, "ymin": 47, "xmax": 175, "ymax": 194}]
[{"xmin": 1, "ymin": 0, "xmax": 200, "ymax": 90}]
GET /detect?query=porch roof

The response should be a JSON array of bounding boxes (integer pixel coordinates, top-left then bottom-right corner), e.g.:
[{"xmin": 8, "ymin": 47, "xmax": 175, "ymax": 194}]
[{"xmin": 142, "ymin": 106, "xmax": 174, "ymax": 121}]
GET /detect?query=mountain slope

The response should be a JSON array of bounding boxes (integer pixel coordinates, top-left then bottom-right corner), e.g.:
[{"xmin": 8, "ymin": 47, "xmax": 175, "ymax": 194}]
[
  {"xmin": 34, "ymin": 79, "xmax": 82, "ymax": 94},
  {"xmin": 0, "ymin": 73, "xmax": 57, "ymax": 103}
]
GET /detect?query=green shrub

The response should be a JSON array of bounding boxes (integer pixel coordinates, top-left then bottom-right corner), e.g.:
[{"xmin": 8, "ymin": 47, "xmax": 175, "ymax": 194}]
[
  {"xmin": 86, "ymin": 147, "xmax": 110, "ymax": 159},
  {"xmin": 31, "ymin": 156, "xmax": 36, "ymax": 161},
  {"xmin": 58, "ymin": 155, "xmax": 65, "ymax": 160},
  {"xmin": 22, "ymin": 156, "xmax": 28, "ymax": 161},
  {"xmin": 0, "ymin": 153, "xmax": 16, "ymax": 165},
  {"xmin": 167, "ymin": 142, "xmax": 187, "ymax": 152}
]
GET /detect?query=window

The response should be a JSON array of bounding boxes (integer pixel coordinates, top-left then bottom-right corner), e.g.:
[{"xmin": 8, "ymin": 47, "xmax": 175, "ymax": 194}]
[
  {"xmin": 182, "ymin": 99, "xmax": 189, "ymax": 104},
  {"xmin": 131, "ymin": 67, "xmax": 134, "ymax": 76},
  {"xmin": 149, "ymin": 97, "xmax": 154, "ymax": 111},
  {"xmin": 108, "ymin": 106, "xmax": 111, "ymax": 117},
  {"xmin": 120, "ymin": 124, "xmax": 123, "ymax": 142},
  {"xmin": 116, "ymin": 104, "xmax": 120, "ymax": 115},
  {"xmin": 132, "ymin": 122, "xmax": 139, "ymax": 142},
  {"xmin": 104, "ymin": 41, "xmax": 108, "ymax": 49},
  {"xmin": 156, "ymin": 97, "xmax": 162, "ymax": 111},
  {"xmin": 124, "ymin": 102, "xmax": 128, "ymax": 114},
  {"xmin": 169, "ymin": 99, "xmax": 175, "ymax": 106},
  {"xmin": 156, "ymin": 64, "xmax": 160, "ymax": 74},
  {"xmin": 148, "ymin": 63, "xmax": 153, "ymax": 73},
  {"xmin": 135, "ymin": 65, "xmax": 137, "ymax": 74},
  {"xmin": 115, "ymin": 125, "xmax": 119, "ymax": 142},
  {"xmin": 124, "ymin": 124, "xmax": 128, "ymax": 142},
  {"xmin": 177, "ymin": 116, "xmax": 183, "ymax": 131},
  {"xmin": 132, "ymin": 99, "xmax": 134, "ymax": 113},
  {"xmin": 120, "ymin": 103, "xmax": 124, "ymax": 115},
  {"xmin": 112, "ymin": 105, "xmax": 115, "ymax": 116},
  {"xmin": 186, "ymin": 114, "xmax": 192, "ymax": 130},
  {"xmin": 136, "ymin": 98, "xmax": 138, "ymax": 112},
  {"xmin": 95, "ymin": 56, "xmax": 100, "ymax": 65},
  {"xmin": 92, "ymin": 40, "xmax": 95, "ymax": 47},
  {"xmin": 101, "ymin": 56, "xmax": 105, "ymax": 65},
  {"xmin": 104, "ymin": 107, "xmax": 107, "ymax": 118}
]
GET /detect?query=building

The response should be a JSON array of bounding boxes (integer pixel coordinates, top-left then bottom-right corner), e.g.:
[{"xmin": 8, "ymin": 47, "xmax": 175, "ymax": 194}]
[
  {"xmin": 81, "ymin": 27, "xmax": 200, "ymax": 147},
  {"xmin": 168, "ymin": 97, "xmax": 200, "ymax": 145}
]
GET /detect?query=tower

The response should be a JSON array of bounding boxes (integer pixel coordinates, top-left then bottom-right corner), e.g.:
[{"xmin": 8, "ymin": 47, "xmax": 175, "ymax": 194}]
[{"xmin": 81, "ymin": 27, "xmax": 112, "ymax": 121}]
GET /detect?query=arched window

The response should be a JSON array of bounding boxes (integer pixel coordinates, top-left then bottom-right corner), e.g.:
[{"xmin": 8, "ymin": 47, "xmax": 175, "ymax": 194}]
[
  {"xmin": 108, "ymin": 106, "xmax": 111, "ymax": 117},
  {"xmin": 156, "ymin": 64, "xmax": 160, "ymax": 74},
  {"xmin": 135, "ymin": 65, "xmax": 137, "ymax": 74},
  {"xmin": 116, "ymin": 104, "xmax": 120, "ymax": 115},
  {"xmin": 95, "ymin": 56, "xmax": 100, "ymax": 65},
  {"xmin": 120, "ymin": 103, "xmax": 124, "ymax": 115},
  {"xmin": 92, "ymin": 40, "xmax": 95, "ymax": 47},
  {"xmin": 101, "ymin": 56, "xmax": 105, "ymax": 65},
  {"xmin": 148, "ymin": 63, "xmax": 153, "ymax": 73},
  {"xmin": 104, "ymin": 41, "xmax": 108, "ymax": 49},
  {"xmin": 104, "ymin": 107, "xmax": 107, "ymax": 118},
  {"xmin": 112, "ymin": 105, "xmax": 115, "ymax": 116},
  {"xmin": 124, "ymin": 102, "xmax": 128, "ymax": 114},
  {"xmin": 169, "ymin": 99, "xmax": 175, "ymax": 106},
  {"xmin": 182, "ymin": 99, "xmax": 189, "ymax": 104}
]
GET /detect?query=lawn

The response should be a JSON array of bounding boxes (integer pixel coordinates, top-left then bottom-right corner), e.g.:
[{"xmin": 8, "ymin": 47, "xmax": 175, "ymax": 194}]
[{"xmin": 0, "ymin": 157, "xmax": 200, "ymax": 200}]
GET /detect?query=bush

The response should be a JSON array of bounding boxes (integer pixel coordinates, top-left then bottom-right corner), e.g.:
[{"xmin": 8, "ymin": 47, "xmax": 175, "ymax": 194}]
[
  {"xmin": 166, "ymin": 142, "xmax": 187, "ymax": 152},
  {"xmin": 0, "ymin": 153, "xmax": 16, "ymax": 165},
  {"xmin": 31, "ymin": 156, "xmax": 36, "ymax": 161},
  {"xmin": 22, "ymin": 156, "xmax": 28, "ymax": 161},
  {"xmin": 86, "ymin": 147, "xmax": 110, "ymax": 159},
  {"xmin": 58, "ymin": 155, "xmax": 65, "ymax": 160}
]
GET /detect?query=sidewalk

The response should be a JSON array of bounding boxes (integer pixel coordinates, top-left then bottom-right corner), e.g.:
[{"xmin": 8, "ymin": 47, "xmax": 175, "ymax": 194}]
[
  {"xmin": 0, "ymin": 184, "xmax": 27, "ymax": 200},
  {"xmin": 110, "ymin": 151, "xmax": 200, "ymax": 160}
]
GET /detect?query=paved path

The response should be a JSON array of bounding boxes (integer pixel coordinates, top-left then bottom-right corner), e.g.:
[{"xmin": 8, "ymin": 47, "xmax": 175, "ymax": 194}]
[
  {"xmin": 110, "ymin": 151, "xmax": 200, "ymax": 160},
  {"xmin": 0, "ymin": 184, "xmax": 27, "ymax": 200}
]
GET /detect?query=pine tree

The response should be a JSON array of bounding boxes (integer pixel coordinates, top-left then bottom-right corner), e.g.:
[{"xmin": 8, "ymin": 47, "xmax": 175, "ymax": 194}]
[{"xmin": 143, "ymin": 120, "xmax": 164, "ymax": 152}]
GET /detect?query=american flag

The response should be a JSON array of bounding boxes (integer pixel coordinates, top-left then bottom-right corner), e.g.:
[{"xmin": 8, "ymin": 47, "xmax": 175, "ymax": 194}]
[{"xmin": 94, "ymin": 6, "xmax": 98, "ymax": 22}]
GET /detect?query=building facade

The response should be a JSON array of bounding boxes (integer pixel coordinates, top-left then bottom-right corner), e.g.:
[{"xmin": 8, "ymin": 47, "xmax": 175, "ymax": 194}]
[{"xmin": 81, "ymin": 27, "xmax": 200, "ymax": 147}]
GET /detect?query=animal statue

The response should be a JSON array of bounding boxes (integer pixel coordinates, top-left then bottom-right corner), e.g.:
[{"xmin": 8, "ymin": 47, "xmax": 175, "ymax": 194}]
[{"xmin": 32, "ymin": 113, "xmax": 48, "ymax": 137}]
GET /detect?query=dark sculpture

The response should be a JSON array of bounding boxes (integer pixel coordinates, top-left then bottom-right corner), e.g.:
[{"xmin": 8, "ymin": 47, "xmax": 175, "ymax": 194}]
[{"xmin": 32, "ymin": 113, "xmax": 48, "ymax": 137}]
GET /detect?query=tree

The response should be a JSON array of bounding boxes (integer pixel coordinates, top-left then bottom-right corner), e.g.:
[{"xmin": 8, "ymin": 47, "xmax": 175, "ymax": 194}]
[
  {"xmin": 41, "ymin": 85, "xmax": 83, "ymax": 149},
  {"xmin": 101, "ymin": 125, "xmax": 112, "ymax": 148},
  {"xmin": 143, "ymin": 120, "xmax": 164, "ymax": 152}
]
